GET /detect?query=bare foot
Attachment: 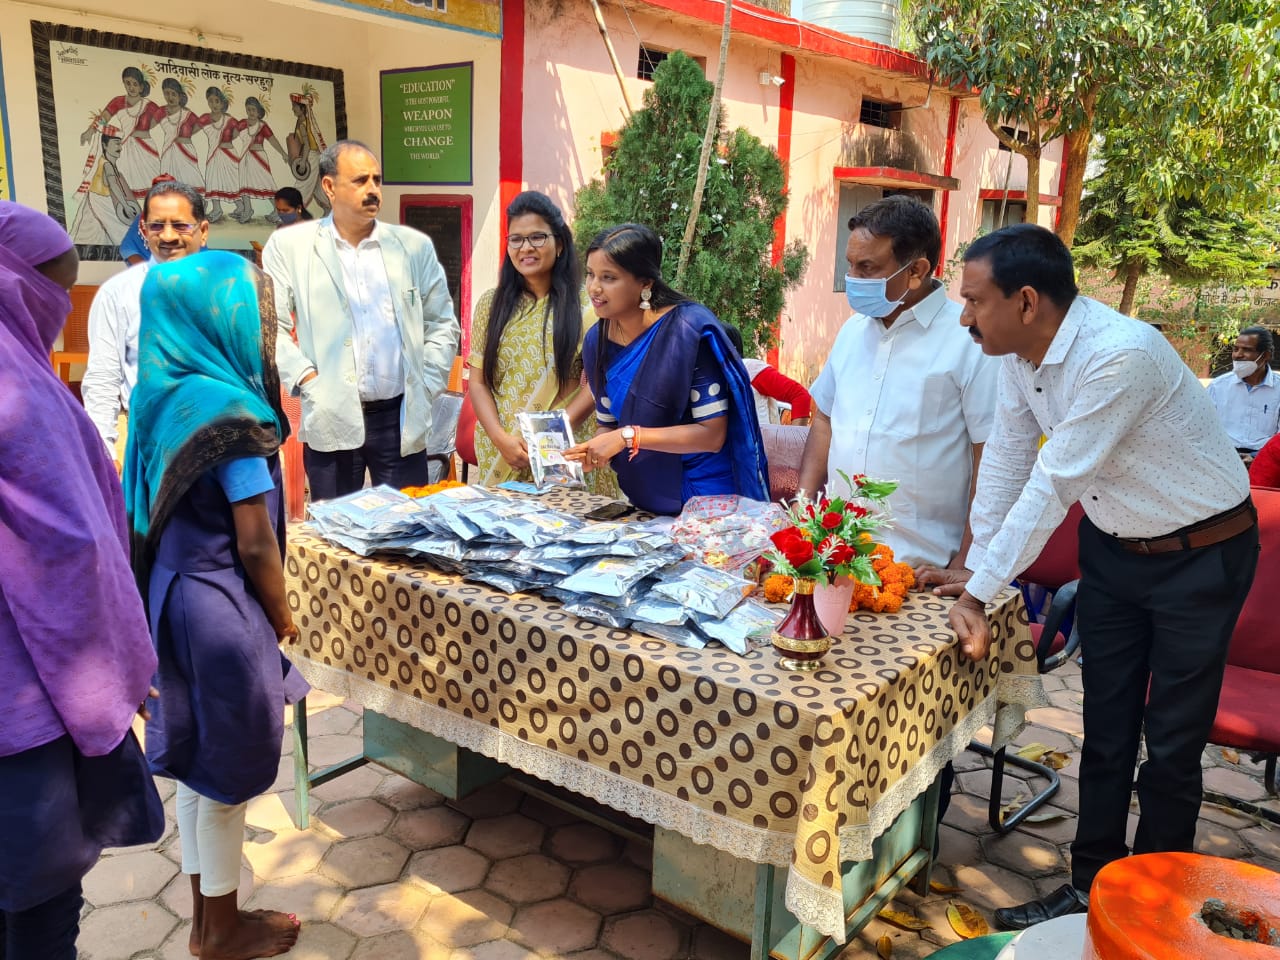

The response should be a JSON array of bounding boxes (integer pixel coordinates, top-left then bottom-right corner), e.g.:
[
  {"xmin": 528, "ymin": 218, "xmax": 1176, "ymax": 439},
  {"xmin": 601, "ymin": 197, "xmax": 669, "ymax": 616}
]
[{"xmin": 200, "ymin": 909, "xmax": 299, "ymax": 960}]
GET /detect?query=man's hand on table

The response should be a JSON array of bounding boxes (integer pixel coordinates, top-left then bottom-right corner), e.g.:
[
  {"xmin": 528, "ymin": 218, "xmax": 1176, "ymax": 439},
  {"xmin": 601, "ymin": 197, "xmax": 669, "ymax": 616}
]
[{"xmin": 914, "ymin": 567, "xmax": 990, "ymax": 662}]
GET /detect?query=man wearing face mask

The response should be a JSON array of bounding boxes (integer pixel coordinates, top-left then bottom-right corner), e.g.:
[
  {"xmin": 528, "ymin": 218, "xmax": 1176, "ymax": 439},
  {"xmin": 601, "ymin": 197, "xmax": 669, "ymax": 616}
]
[
  {"xmin": 797, "ymin": 195, "xmax": 998, "ymax": 570},
  {"xmin": 1205, "ymin": 325, "xmax": 1280, "ymax": 465}
]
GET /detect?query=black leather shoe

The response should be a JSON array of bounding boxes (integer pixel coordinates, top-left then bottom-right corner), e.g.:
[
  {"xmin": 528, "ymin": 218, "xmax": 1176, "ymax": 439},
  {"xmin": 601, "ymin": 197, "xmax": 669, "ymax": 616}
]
[{"xmin": 993, "ymin": 884, "xmax": 1088, "ymax": 930}]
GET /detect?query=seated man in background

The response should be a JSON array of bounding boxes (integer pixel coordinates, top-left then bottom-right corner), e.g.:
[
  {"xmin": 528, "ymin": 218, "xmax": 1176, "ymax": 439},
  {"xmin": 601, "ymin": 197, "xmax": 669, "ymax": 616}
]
[
  {"xmin": 1206, "ymin": 325, "xmax": 1280, "ymax": 463},
  {"xmin": 724, "ymin": 324, "xmax": 813, "ymax": 426}
]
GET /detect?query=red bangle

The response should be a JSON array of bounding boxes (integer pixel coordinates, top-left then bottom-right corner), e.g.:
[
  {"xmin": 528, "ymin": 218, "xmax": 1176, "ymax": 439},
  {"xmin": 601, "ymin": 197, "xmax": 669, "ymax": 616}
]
[{"xmin": 628, "ymin": 426, "xmax": 641, "ymax": 461}]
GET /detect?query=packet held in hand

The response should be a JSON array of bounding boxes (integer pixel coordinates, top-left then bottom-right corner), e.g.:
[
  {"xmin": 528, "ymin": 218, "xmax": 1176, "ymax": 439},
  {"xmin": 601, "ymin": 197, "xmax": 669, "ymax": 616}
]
[
  {"xmin": 517, "ymin": 410, "xmax": 585, "ymax": 490},
  {"xmin": 652, "ymin": 561, "xmax": 754, "ymax": 619},
  {"xmin": 695, "ymin": 600, "xmax": 781, "ymax": 656}
]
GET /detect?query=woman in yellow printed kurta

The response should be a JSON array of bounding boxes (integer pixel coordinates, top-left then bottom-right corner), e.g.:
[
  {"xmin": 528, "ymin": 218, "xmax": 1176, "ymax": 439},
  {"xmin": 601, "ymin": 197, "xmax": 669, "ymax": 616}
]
[{"xmin": 469, "ymin": 191, "xmax": 618, "ymax": 496}]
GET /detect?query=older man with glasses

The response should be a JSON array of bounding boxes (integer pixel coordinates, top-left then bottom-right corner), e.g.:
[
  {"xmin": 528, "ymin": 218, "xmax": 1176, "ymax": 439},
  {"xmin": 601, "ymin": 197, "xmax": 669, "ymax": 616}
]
[{"xmin": 82, "ymin": 180, "xmax": 209, "ymax": 469}]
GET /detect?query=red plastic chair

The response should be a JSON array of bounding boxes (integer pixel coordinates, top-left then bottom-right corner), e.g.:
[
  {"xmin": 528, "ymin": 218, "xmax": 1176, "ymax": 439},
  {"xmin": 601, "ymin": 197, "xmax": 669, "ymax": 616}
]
[
  {"xmin": 457, "ymin": 391, "xmax": 478, "ymax": 483},
  {"xmin": 1204, "ymin": 487, "xmax": 1280, "ymax": 822},
  {"xmin": 973, "ymin": 501, "xmax": 1085, "ymax": 833}
]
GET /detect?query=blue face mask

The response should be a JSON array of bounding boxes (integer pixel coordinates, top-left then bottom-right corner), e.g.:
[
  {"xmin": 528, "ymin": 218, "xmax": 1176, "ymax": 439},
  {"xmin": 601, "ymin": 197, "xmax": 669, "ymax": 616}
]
[
  {"xmin": 844, "ymin": 262, "xmax": 910, "ymax": 318},
  {"xmin": 278, "ymin": 211, "xmax": 300, "ymax": 225}
]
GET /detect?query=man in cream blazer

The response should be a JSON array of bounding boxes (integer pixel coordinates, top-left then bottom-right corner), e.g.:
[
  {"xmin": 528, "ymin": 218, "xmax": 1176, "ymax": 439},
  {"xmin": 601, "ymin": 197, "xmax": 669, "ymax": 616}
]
[{"xmin": 263, "ymin": 140, "xmax": 457, "ymax": 500}]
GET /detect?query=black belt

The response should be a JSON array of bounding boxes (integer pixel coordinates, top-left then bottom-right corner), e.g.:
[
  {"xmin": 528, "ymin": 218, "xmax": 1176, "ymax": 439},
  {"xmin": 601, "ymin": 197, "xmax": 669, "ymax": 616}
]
[
  {"xmin": 361, "ymin": 395, "xmax": 402, "ymax": 413},
  {"xmin": 1116, "ymin": 498, "xmax": 1256, "ymax": 555}
]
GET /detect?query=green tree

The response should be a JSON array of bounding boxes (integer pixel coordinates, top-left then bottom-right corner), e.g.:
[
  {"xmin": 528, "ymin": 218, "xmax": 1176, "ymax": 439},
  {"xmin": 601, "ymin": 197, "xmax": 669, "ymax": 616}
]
[
  {"xmin": 913, "ymin": 0, "xmax": 1280, "ymax": 246},
  {"xmin": 1075, "ymin": 125, "xmax": 1280, "ymax": 315},
  {"xmin": 573, "ymin": 52, "xmax": 808, "ymax": 353}
]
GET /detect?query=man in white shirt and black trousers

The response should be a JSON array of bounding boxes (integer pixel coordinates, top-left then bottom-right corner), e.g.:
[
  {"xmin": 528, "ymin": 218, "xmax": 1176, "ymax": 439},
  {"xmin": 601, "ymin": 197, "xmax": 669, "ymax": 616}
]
[{"xmin": 919, "ymin": 224, "xmax": 1259, "ymax": 929}]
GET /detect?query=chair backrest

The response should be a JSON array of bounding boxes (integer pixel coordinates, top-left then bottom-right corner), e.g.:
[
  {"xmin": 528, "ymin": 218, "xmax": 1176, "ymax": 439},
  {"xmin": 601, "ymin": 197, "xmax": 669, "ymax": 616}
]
[
  {"xmin": 1227, "ymin": 487, "xmax": 1280, "ymax": 673},
  {"xmin": 759, "ymin": 423, "xmax": 808, "ymax": 503},
  {"xmin": 279, "ymin": 391, "xmax": 306, "ymax": 521},
  {"xmin": 427, "ymin": 390, "xmax": 463, "ymax": 456},
  {"xmin": 1018, "ymin": 501, "xmax": 1085, "ymax": 590},
  {"xmin": 60, "ymin": 285, "xmax": 97, "ymax": 354},
  {"xmin": 456, "ymin": 391, "xmax": 478, "ymax": 468}
]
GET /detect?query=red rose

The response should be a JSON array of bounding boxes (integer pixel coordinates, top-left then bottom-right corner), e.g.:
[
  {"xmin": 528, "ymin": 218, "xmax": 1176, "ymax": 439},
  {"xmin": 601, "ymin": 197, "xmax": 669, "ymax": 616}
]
[
  {"xmin": 821, "ymin": 511, "xmax": 842, "ymax": 530},
  {"xmin": 783, "ymin": 539, "xmax": 815, "ymax": 567},
  {"xmin": 846, "ymin": 504, "xmax": 869, "ymax": 518},
  {"xmin": 851, "ymin": 474, "xmax": 866, "ymax": 486},
  {"xmin": 771, "ymin": 527, "xmax": 803, "ymax": 551},
  {"xmin": 828, "ymin": 541, "xmax": 855, "ymax": 565}
]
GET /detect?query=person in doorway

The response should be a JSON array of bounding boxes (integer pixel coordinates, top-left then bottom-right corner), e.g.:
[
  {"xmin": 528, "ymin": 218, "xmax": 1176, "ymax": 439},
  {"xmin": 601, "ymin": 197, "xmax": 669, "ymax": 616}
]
[
  {"xmin": 918, "ymin": 224, "xmax": 1258, "ymax": 929},
  {"xmin": 125, "ymin": 249, "xmax": 307, "ymax": 960},
  {"xmin": 262, "ymin": 140, "xmax": 457, "ymax": 501},
  {"xmin": 469, "ymin": 190, "xmax": 597, "ymax": 486},
  {"xmin": 1205, "ymin": 325, "xmax": 1280, "ymax": 463},
  {"xmin": 564, "ymin": 222, "xmax": 769, "ymax": 513},
  {"xmin": 0, "ymin": 200, "xmax": 163, "ymax": 960},
  {"xmin": 82, "ymin": 180, "xmax": 209, "ymax": 467}
]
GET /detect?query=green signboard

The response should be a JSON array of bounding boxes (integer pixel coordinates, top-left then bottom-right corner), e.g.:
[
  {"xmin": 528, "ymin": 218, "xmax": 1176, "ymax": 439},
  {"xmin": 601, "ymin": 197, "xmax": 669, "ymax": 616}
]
[{"xmin": 381, "ymin": 63, "xmax": 473, "ymax": 185}]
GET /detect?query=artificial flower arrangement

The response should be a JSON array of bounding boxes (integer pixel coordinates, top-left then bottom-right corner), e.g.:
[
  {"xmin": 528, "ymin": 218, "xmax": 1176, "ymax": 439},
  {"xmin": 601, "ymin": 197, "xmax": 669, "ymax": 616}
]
[{"xmin": 765, "ymin": 472, "xmax": 898, "ymax": 585}]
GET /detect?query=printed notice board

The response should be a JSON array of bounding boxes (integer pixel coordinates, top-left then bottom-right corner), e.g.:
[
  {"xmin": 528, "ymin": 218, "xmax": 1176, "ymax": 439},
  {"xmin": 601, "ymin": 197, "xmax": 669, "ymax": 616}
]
[{"xmin": 381, "ymin": 63, "xmax": 473, "ymax": 185}]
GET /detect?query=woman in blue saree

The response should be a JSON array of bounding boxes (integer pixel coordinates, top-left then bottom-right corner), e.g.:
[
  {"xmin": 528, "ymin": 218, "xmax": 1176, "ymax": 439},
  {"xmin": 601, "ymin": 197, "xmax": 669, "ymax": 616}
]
[{"xmin": 565, "ymin": 223, "xmax": 769, "ymax": 514}]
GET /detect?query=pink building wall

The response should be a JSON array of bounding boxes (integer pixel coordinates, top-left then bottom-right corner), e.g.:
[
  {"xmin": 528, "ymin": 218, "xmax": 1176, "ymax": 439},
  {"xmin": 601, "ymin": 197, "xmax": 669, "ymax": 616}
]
[{"xmin": 519, "ymin": 0, "xmax": 1066, "ymax": 383}]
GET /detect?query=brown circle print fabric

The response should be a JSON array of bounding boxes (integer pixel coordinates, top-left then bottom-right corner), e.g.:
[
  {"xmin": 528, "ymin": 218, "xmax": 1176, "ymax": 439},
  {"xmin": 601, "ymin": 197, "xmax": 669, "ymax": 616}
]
[{"xmin": 284, "ymin": 498, "xmax": 1045, "ymax": 943}]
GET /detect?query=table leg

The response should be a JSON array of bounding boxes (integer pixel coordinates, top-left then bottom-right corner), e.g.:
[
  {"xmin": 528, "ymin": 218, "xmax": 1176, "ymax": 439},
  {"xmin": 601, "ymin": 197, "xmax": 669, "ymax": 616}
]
[
  {"xmin": 750, "ymin": 863, "xmax": 776, "ymax": 960},
  {"xmin": 291, "ymin": 696, "xmax": 371, "ymax": 830}
]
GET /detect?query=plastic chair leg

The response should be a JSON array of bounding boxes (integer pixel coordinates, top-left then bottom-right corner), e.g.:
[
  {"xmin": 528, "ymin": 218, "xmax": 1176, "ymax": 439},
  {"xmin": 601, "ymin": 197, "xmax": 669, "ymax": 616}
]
[{"xmin": 970, "ymin": 741, "xmax": 1061, "ymax": 835}]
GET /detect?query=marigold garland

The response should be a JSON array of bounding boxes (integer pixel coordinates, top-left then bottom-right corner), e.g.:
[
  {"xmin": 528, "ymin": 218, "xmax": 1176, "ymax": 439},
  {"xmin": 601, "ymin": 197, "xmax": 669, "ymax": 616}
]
[
  {"xmin": 401, "ymin": 479, "xmax": 465, "ymax": 498},
  {"xmin": 763, "ymin": 573, "xmax": 795, "ymax": 603},
  {"xmin": 850, "ymin": 544, "xmax": 914, "ymax": 613}
]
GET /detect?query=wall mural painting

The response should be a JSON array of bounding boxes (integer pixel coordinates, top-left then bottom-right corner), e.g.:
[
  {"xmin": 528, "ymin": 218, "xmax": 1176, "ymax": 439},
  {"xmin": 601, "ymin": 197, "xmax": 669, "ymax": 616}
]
[{"xmin": 32, "ymin": 22, "xmax": 347, "ymax": 260}]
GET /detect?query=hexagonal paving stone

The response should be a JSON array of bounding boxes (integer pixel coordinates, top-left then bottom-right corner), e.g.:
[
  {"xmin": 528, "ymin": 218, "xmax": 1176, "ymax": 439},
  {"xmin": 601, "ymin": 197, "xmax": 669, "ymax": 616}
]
[
  {"xmin": 242, "ymin": 829, "xmax": 331, "ymax": 881},
  {"xmin": 301, "ymin": 704, "xmax": 362, "ymax": 737},
  {"xmin": 78, "ymin": 902, "xmax": 179, "ymax": 960},
  {"xmin": 390, "ymin": 805, "xmax": 471, "ymax": 851},
  {"xmin": 310, "ymin": 763, "xmax": 387, "ymax": 805},
  {"xmin": 316, "ymin": 797, "xmax": 395, "ymax": 839},
  {"xmin": 348, "ymin": 929, "xmax": 451, "ymax": 959},
  {"xmin": 421, "ymin": 888, "xmax": 513, "ymax": 948},
  {"xmin": 451, "ymin": 940, "xmax": 542, "ymax": 960},
  {"xmin": 569, "ymin": 862, "xmax": 651, "ymax": 914},
  {"xmin": 285, "ymin": 920, "xmax": 357, "ymax": 960},
  {"xmin": 601, "ymin": 909, "xmax": 685, "ymax": 960},
  {"xmin": 318, "ymin": 834, "xmax": 410, "ymax": 888},
  {"xmin": 158, "ymin": 864, "xmax": 255, "ymax": 918},
  {"xmin": 305, "ymin": 734, "xmax": 365, "ymax": 767},
  {"xmin": 485, "ymin": 853, "xmax": 570, "ymax": 904},
  {"xmin": 82, "ymin": 849, "xmax": 179, "ymax": 906},
  {"xmin": 448, "ymin": 781, "xmax": 523, "ymax": 819},
  {"xmin": 408, "ymin": 844, "xmax": 491, "ymax": 893},
  {"xmin": 334, "ymin": 880, "xmax": 432, "ymax": 937},
  {"xmin": 466, "ymin": 813, "xmax": 546, "ymax": 859},
  {"xmin": 245, "ymin": 791, "xmax": 299, "ymax": 833},
  {"xmin": 518, "ymin": 794, "xmax": 581, "ymax": 828},
  {"xmin": 509, "ymin": 897, "xmax": 602, "ymax": 954},
  {"xmin": 979, "ymin": 831, "xmax": 1066, "ymax": 878},
  {"xmin": 376, "ymin": 774, "xmax": 446, "ymax": 812},
  {"xmin": 547, "ymin": 822, "xmax": 620, "ymax": 866},
  {"xmin": 243, "ymin": 871, "xmax": 346, "ymax": 923}
]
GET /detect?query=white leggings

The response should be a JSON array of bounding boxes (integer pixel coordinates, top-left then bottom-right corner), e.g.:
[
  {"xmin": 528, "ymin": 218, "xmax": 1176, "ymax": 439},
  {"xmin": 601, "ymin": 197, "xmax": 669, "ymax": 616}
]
[{"xmin": 174, "ymin": 783, "xmax": 247, "ymax": 897}]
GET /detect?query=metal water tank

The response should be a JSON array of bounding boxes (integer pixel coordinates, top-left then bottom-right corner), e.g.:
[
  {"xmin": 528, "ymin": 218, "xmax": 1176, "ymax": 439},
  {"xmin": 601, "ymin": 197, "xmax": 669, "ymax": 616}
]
[{"xmin": 805, "ymin": 0, "xmax": 899, "ymax": 46}]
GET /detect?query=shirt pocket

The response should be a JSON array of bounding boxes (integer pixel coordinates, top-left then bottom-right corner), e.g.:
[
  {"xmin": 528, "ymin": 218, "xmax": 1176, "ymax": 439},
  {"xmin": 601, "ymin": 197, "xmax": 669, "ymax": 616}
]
[{"xmin": 878, "ymin": 372, "xmax": 951, "ymax": 440}]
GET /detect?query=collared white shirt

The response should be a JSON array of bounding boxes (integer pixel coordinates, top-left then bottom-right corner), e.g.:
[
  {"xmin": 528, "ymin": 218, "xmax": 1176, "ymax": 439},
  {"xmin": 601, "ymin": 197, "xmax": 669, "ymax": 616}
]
[
  {"xmin": 332, "ymin": 220, "xmax": 403, "ymax": 401},
  {"xmin": 810, "ymin": 282, "xmax": 999, "ymax": 567},
  {"xmin": 1206, "ymin": 368, "xmax": 1280, "ymax": 451},
  {"xmin": 965, "ymin": 296, "xmax": 1251, "ymax": 603},
  {"xmin": 82, "ymin": 259, "xmax": 152, "ymax": 453}
]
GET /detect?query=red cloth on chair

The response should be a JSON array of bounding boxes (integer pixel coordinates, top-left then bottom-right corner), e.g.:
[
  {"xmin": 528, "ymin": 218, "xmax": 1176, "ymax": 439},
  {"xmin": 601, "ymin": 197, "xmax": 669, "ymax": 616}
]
[{"xmin": 456, "ymin": 392, "xmax": 478, "ymax": 468}]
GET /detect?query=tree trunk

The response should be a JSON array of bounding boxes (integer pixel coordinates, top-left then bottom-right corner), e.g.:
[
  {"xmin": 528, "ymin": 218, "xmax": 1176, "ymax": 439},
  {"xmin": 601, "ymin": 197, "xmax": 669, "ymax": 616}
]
[
  {"xmin": 1024, "ymin": 150, "xmax": 1040, "ymax": 227},
  {"xmin": 1118, "ymin": 258, "xmax": 1143, "ymax": 315},
  {"xmin": 1055, "ymin": 87, "xmax": 1098, "ymax": 247},
  {"xmin": 676, "ymin": 0, "xmax": 733, "ymax": 286}
]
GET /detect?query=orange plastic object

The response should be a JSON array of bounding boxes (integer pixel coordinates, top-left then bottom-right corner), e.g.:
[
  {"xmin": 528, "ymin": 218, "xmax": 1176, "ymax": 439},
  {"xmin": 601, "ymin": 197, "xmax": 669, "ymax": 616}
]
[{"xmin": 1083, "ymin": 852, "xmax": 1280, "ymax": 959}]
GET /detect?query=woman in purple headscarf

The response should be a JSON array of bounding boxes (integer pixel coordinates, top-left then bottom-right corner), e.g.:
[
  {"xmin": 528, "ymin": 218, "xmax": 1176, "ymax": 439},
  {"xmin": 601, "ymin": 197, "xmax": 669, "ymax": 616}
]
[{"xmin": 0, "ymin": 201, "xmax": 164, "ymax": 959}]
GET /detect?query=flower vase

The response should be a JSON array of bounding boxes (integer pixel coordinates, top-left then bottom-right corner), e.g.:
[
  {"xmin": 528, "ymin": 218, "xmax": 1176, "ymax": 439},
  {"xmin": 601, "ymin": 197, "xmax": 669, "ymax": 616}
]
[
  {"xmin": 771, "ymin": 577, "xmax": 831, "ymax": 672},
  {"xmin": 812, "ymin": 575, "xmax": 856, "ymax": 637}
]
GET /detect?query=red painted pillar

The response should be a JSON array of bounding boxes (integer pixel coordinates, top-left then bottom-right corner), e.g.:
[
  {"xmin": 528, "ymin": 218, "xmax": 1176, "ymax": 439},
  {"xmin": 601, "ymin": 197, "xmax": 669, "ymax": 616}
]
[
  {"xmin": 935, "ymin": 95, "xmax": 960, "ymax": 278},
  {"xmin": 1054, "ymin": 133, "xmax": 1070, "ymax": 230},
  {"xmin": 499, "ymin": 0, "xmax": 525, "ymax": 230},
  {"xmin": 767, "ymin": 52, "xmax": 796, "ymax": 370}
]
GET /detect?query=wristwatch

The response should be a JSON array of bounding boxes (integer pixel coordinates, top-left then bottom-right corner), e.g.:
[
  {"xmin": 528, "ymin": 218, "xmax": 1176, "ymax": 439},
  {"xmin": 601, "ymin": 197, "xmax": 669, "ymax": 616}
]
[{"xmin": 620, "ymin": 426, "xmax": 639, "ymax": 460}]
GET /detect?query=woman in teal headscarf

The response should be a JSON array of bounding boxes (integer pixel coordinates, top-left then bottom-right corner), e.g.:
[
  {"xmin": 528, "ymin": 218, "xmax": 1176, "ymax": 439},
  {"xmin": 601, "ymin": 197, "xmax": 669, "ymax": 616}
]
[{"xmin": 125, "ymin": 249, "xmax": 306, "ymax": 959}]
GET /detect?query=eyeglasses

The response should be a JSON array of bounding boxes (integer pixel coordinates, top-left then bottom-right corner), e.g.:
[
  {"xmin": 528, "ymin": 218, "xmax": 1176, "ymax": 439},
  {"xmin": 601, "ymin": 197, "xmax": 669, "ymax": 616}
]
[
  {"xmin": 507, "ymin": 232, "xmax": 551, "ymax": 250},
  {"xmin": 144, "ymin": 221, "xmax": 198, "ymax": 235}
]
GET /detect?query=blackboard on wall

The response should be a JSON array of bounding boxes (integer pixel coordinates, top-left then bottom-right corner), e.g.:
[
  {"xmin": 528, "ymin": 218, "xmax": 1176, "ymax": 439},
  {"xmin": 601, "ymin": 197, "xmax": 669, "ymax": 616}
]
[{"xmin": 402, "ymin": 200, "xmax": 466, "ymax": 314}]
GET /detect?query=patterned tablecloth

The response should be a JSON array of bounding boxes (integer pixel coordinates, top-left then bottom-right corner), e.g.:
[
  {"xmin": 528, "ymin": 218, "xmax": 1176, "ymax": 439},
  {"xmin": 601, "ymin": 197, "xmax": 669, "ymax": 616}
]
[{"xmin": 284, "ymin": 496, "xmax": 1046, "ymax": 942}]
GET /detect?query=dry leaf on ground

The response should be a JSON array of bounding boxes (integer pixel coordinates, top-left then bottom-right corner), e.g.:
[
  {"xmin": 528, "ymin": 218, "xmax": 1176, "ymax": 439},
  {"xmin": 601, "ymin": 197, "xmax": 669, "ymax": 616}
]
[
  {"xmin": 1024, "ymin": 809, "xmax": 1075, "ymax": 824},
  {"xmin": 947, "ymin": 902, "xmax": 990, "ymax": 939},
  {"xmin": 877, "ymin": 908, "xmax": 931, "ymax": 931},
  {"xmin": 997, "ymin": 797, "xmax": 1029, "ymax": 824},
  {"xmin": 1221, "ymin": 748, "xmax": 1240, "ymax": 764},
  {"xmin": 877, "ymin": 933, "xmax": 893, "ymax": 958},
  {"xmin": 1041, "ymin": 751, "xmax": 1072, "ymax": 771},
  {"xmin": 1014, "ymin": 742, "xmax": 1051, "ymax": 762},
  {"xmin": 929, "ymin": 879, "xmax": 963, "ymax": 894}
]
